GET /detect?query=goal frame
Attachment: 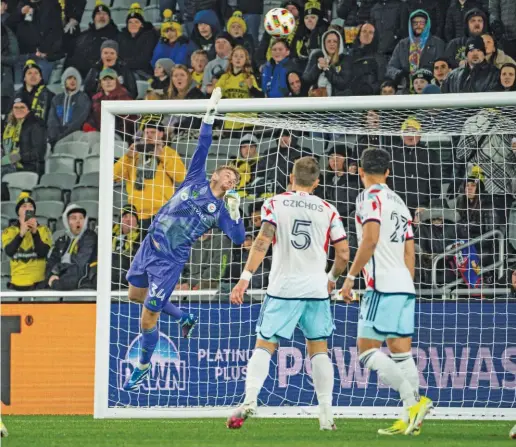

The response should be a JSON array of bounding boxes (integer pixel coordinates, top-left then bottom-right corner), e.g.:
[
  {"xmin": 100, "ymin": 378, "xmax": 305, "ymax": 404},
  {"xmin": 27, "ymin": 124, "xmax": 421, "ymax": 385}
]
[{"xmin": 95, "ymin": 92, "xmax": 516, "ymax": 419}]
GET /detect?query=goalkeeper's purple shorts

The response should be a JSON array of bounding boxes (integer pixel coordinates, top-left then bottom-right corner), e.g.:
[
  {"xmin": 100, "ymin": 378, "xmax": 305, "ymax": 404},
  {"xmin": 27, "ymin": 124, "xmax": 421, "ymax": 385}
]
[{"xmin": 126, "ymin": 235, "xmax": 184, "ymax": 312}]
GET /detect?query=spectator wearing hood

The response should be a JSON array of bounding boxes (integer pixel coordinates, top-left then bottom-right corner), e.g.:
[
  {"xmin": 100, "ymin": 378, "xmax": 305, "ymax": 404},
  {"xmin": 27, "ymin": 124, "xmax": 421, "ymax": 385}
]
[
  {"xmin": 118, "ymin": 3, "xmax": 159, "ymax": 80},
  {"xmin": 348, "ymin": 22, "xmax": 385, "ymax": 96},
  {"xmin": 182, "ymin": 0, "xmax": 222, "ymax": 37},
  {"xmin": 2, "ymin": 94, "xmax": 46, "ymax": 176},
  {"xmin": 442, "ymin": 36, "xmax": 500, "ymax": 92},
  {"xmin": 303, "ymin": 29, "xmax": 352, "ymax": 96},
  {"xmin": 406, "ymin": 0, "xmax": 444, "ymax": 38},
  {"xmin": 47, "ymin": 67, "xmax": 91, "ymax": 146},
  {"xmin": 387, "ymin": 9, "xmax": 445, "ymax": 94},
  {"xmin": 499, "ymin": 62, "xmax": 516, "ymax": 91},
  {"xmin": 226, "ymin": 11, "xmax": 255, "ymax": 61},
  {"xmin": 46, "ymin": 203, "xmax": 98, "ymax": 290},
  {"xmin": 2, "ymin": 192, "xmax": 52, "ymax": 290},
  {"xmin": 431, "ymin": 57, "xmax": 452, "ymax": 87},
  {"xmin": 84, "ymin": 39, "xmax": 138, "ymax": 98},
  {"xmin": 1, "ymin": 22, "xmax": 19, "ymax": 115},
  {"xmin": 255, "ymin": 0, "xmax": 303, "ymax": 68},
  {"xmin": 370, "ymin": 0, "xmax": 409, "ymax": 61},
  {"xmin": 482, "ymin": 33, "xmax": 516, "ymax": 69},
  {"xmin": 151, "ymin": 9, "xmax": 189, "ymax": 67},
  {"xmin": 65, "ymin": 1, "xmax": 119, "ymax": 79},
  {"xmin": 187, "ymin": 9, "xmax": 220, "ymax": 61},
  {"xmin": 10, "ymin": 0, "xmax": 63, "ymax": 83},
  {"xmin": 292, "ymin": 0, "xmax": 327, "ymax": 69},
  {"xmin": 411, "ymin": 67, "xmax": 433, "ymax": 93},
  {"xmin": 202, "ymin": 32, "xmax": 233, "ymax": 92},
  {"xmin": 489, "ymin": 0, "xmax": 516, "ymax": 60},
  {"xmin": 112, "ymin": 204, "xmax": 140, "ymax": 288},
  {"xmin": 15, "ymin": 59, "xmax": 53, "ymax": 122},
  {"xmin": 445, "ymin": 0, "xmax": 485, "ymax": 42},
  {"xmin": 261, "ymin": 39, "xmax": 295, "ymax": 98},
  {"xmin": 229, "ymin": 133, "xmax": 262, "ymax": 198},
  {"xmin": 287, "ymin": 70, "xmax": 309, "ymax": 97},
  {"xmin": 149, "ymin": 58, "xmax": 174, "ymax": 94},
  {"xmin": 83, "ymin": 68, "xmax": 135, "ymax": 135},
  {"xmin": 445, "ymin": 7, "xmax": 487, "ymax": 68}
]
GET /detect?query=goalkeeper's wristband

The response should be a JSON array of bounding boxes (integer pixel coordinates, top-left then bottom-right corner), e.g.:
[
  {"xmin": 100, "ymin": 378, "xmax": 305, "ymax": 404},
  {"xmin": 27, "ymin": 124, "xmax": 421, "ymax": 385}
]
[
  {"xmin": 327, "ymin": 271, "xmax": 339, "ymax": 283},
  {"xmin": 347, "ymin": 274, "xmax": 356, "ymax": 281},
  {"xmin": 240, "ymin": 270, "xmax": 252, "ymax": 281}
]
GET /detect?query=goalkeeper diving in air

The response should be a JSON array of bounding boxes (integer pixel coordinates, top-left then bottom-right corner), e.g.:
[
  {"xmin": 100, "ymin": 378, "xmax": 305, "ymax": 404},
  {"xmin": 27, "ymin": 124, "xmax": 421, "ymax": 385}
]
[{"xmin": 123, "ymin": 88, "xmax": 245, "ymax": 391}]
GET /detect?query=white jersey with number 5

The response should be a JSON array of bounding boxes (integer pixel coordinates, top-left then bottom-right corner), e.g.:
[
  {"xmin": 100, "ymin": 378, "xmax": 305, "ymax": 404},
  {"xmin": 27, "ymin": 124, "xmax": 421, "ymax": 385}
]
[
  {"xmin": 355, "ymin": 183, "xmax": 415, "ymax": 294},
  {"xmin": 261, "ymin": 191, "xmax": 347, "ymax": 299}
]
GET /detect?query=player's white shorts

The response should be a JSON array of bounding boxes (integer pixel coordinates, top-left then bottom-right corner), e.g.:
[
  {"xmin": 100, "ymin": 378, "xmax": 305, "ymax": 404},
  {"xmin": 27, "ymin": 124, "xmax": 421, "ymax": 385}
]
[
  {"xmin": 256, "ymin": 295, "xmax": 335, "ymax": 342},
  {"xmin": 357, "ymin": 291, "xmax": 416, "ymax": 341}
]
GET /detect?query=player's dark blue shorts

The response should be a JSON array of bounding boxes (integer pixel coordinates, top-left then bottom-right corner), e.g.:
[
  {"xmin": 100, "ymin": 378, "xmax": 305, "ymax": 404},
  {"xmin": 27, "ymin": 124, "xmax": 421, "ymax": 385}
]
[{"xmin": 126, "ymin": 235, "xmax": 184, "ymax": 312}]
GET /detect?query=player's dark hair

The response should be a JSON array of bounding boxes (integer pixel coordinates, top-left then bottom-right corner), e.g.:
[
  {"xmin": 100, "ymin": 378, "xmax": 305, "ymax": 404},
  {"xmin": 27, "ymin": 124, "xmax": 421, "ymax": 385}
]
[
  {"xmin": 292, "ymin": 157, "xmax": 320, "ymax": 187},
  {"xmin": 214, "ymin": 164, "xmax": 241, "ymax": 185},
  {"xmin": 361, "ymin": 148, "xmax": 390, "ymax": 175}
]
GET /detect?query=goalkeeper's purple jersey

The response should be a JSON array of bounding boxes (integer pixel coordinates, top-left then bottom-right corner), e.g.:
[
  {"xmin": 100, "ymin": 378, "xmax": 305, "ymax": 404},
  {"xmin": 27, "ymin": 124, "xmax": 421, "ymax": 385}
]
[{"xmin": 147, "ymin": 123, "xmax": 245, "ymax": 264}]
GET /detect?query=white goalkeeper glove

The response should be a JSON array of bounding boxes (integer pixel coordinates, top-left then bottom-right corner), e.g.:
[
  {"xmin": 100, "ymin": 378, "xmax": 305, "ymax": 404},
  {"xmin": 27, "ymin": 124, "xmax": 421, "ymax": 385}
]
[
  {"xmin": 225, "ymin": 190, "xmax": 241, "ymax": 222},
  {"xmin": 203, "ymin": 87, "xmax": 222, "ymax": 125}
]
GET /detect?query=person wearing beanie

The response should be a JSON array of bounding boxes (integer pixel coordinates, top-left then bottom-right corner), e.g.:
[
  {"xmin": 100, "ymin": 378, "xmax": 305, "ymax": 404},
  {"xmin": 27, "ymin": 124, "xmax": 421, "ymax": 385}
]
[
  {"xmin": 112, "ymin": 204, "xmax": 141, "ymax": 288},
  {"xmin": 442, "ymin": 35, "xmax": 501, "ymax": 92},
  {"xmin": 445, "ymin": 7, "xmax": 488, "ymax": 68},
  {"xmin": 227, "ymin": 11, "xmax": 255, "ymax": 59},
  {"xmin": 45, "ymin": 203, "xmax": 98, "ymax": 291},
  {"xmin": 188, "ymin": 9, "xmax": 221, "ymax": 61},
  {"xmin": 64, "ymin": 1, "xmax": 119, "ymax": 78},
  {"xmin": 14, "ymin": 59, "xmax": 54, "ymax": 122},
  {"xmin": 421, "ymin": 83, "xmax": 441, "ymax": 94},
  {"xmin": 2, "ymin": 94, "xmax": 47, "ymax": 176},
  {"xmin": 149, "ymin": 57, "xmax": 175, "ymax": 94},
  {"xmin": 118, "ymin": 3, "xmax": 159, "ymax": 79},
  {"xmin": 292, "ymin": 0, "xmax": 327, "ymax": 65},
  {"xmin": 411, "ymin": 67, "xmax": 433, "ymax": 93},
  {"xmin": 201, "ymin": 32, "xmax": 234, "ymax": 92},
  {"xmin": 151, "ymin": 9, "xmax": 189, "ymax": 67},
  {"xmin": 84, "ymin": 37, "xmax": 138, "ymax": 98},
  {"xmin": 227, "ymin": 133, "xmax": 262, "ymax": 198},
  {"xmin": 2, "ymin": 192, "xmax": 52, "ymax": 290}
]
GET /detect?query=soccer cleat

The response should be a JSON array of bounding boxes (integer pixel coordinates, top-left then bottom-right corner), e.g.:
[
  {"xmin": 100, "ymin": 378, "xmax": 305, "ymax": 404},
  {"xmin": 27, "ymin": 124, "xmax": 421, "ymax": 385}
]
[
  {"xmin": 405, "ymin": 396, "xmax": 433, "ymax": 435},
  {"xmin": 180, "ymin": 313, "xmax": 198, "ymax": 338},
  {"xmin": 123, "ymin": 364, "xmax": 151, "ymax": 391},
  {"xmin": 0, "ymin": 420, "xmax": 8, "ymax": 438},
  {"xmin": 319, "ymin": 405, "xmax": 337, "ymax": 431},
  {"xmin": 226, "ymin": 404, "xmax": 257, "ymax": 429},
  {"xmin": 378, "ymin": 419, "xmax": 408, "ymax": 436},
  {"xmin": 510, "ymin": 424, "xmax": 516, "ymax": 439}
]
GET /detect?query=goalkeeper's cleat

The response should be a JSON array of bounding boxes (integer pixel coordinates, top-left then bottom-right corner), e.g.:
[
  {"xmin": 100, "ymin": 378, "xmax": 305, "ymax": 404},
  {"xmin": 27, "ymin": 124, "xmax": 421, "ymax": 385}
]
[
  {"xmin": 319, "ymin": 405, "xmax": 337, "ymax": 431},
  {"xmin": 123, "ymin": 363, "xmax": 151, "ymax": 391},
  {"xmin": 180, "ymin": 313, "xmax": 198, "ymax": 338},
  {"xmin": 0, "ymin": 420, "xmax": 8, "ymax": 438},
  {"xmin": 226, "ymin": 403, "xmax": 257, "ymax": 429},
  {"xmin": 405, "ymin": 396, "xmax": 433, "ymax": 435},
  {"xmin": 378, "ymin": 419, "xmax": 408, "ymax": 436},
  {"xmin": 510, "ymin": 424, "xmax": 516, "ymax": 439}
]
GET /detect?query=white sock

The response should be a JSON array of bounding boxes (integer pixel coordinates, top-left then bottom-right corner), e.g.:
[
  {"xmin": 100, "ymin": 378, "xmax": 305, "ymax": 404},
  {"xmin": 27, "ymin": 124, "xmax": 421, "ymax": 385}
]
[
  {"xmin": 311, "ymin": 353, "xmax": 334, "ymax": 408},
  {"xmin": 391, "ymin": 351, "xmax": 419, "ymax": 422},
  {"xmin": 360, "ymin": 349, "xmax": 417, "ymax": 407},
  {"xmin": 243, "ymin": 348, "xmax": 271, "ymax": 407}
]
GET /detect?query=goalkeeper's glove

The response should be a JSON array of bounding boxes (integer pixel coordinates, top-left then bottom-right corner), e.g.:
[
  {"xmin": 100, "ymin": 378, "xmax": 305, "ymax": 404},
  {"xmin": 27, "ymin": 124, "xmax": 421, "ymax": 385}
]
[
  {"xmin": 203, "ymin": 86, "xmax": 222, "ymax": 125},
  {"xmin": 225, "ymin": 190, "xmax": 241, "ymax": 222}
]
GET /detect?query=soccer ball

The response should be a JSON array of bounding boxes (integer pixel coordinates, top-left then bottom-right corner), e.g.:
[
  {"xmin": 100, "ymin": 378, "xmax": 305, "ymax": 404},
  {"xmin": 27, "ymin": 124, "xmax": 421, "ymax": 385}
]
[{"xmin": 264, "ymin": 8, "xmax": 296, "ymax": 37}]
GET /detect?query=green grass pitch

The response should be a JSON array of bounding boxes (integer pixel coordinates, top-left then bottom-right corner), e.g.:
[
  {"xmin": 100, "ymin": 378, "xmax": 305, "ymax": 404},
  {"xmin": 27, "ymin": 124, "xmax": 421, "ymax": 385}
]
[{"xmin": 1, "ymin": 416, "xmax": 515, "ymax": 447}]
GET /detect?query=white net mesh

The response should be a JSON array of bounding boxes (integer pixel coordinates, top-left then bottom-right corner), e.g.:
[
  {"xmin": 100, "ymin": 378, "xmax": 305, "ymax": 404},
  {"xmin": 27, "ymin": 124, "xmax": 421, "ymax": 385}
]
[{"xmin": 106, "ymin": 102, "xmax": 516, "ymax": 415}]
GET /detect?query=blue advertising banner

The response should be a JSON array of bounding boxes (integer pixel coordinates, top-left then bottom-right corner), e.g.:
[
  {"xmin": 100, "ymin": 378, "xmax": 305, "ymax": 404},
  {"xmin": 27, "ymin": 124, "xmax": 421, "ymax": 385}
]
[{"xmin": 108, "ymin": 302, "xmax": 516, "ymax": 409}]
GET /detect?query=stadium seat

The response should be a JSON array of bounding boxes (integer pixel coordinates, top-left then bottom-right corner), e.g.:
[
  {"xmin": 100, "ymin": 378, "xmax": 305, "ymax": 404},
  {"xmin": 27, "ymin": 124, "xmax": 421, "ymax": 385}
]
[
  {"xmin": 46, "ymin": 154, "xmax": 77, "ymax": 174},
  {"xmin": 77, "ymin": 200, "xmax": 99, "ymax": 220},
  {"xmin": 114, "ymin": 141, "xmax": 129, "ymax": 159},
  {"xmin": 52, "ymin": 229, "xmax": 66, "ymax": 243},
  {"xmin": 71, "ymin": 185, "xmax": 99, "ymax": 202},
  {"xmin": 143, "ymin": 4, "xmax": 160, "ymax": 22},
  {"xmin": 210, "ymin": 139, "xmax": 240, "ymax": 158},
  {"xmin": 83, "ymin": 155, "xmax": 100, "ymax": 174},
  {"xmin": 110, "ymin": 7, "xmax": 130, "ymax": 24},
  {"xmin": 1, "ymin": 202, "xmax": 17, "ymax": 219},
  {"xmin": 204, "ymin": 155, "xmax": 220, "ymax": 176},
  {"xmin": 90, "ymin": 142, "xmax": 101, "ymax": 155},
  {"xmin": 1, "ymin": 216, "xmax": 10, "ymax": 229},
  {"xmin": 54, "ymin": 141, "xmax": 90, "ymax": 159},
  {"xmin": 300, "ymin": 136, "xmax": 326, "ymax": 156},
  {"xmin": 38, "ymin": 172, "xmax": 77, "ymax": 190},
  {"xmin": 174, "ymin": 141, "xmax": 195, "ymax": 157},
  {"xmin": 36, "ymin": 201, "xmax": 65, "ymax": 220},
  {"xmin": 136, "ymin": 80, "xmax": 149, "ymax": 99},
  {"xmin": 35, "ymin": 215, "xmax": 49, "ymax": 227},
  {"xmin": 3, "ymin": 171, "xmax": 39, "ymax": 192},
  {"xmin": 79, "ymin": 172, "xmax": 100, "ymax": 187},
  {"xmin": 47, "ymin": 84, "xmax": 64, "ymax": 95},
  {"xmin": 32, "ymin": 186, "xmax": 63, "ymax": 202}
]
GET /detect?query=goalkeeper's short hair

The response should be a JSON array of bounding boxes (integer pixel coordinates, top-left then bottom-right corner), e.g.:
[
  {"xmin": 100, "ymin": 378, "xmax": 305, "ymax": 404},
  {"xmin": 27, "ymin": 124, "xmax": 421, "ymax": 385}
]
[
  {"xmin": 214, "ymin": 165, "xmax": 241, "ymax": 185},
  {"xmin": 293, "ymin": 157, "xmax": 320, "ymax": 187},
  {"xmin": 361, "ymin": 148, "xmax": 391, "ymax": 175}
]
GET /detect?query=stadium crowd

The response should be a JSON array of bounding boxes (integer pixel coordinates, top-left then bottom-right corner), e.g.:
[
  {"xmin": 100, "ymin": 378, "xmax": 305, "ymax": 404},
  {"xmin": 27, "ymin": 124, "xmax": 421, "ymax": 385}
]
[{"xmin": 1, "ymin": 0, "xmax": 516, "ymax": 295}]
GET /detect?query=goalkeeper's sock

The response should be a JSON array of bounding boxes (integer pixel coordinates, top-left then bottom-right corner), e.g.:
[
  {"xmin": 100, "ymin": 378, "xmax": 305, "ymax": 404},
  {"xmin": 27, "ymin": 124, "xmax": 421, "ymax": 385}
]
[
  {"xmin": 360, "ymin": 348, "xmax": 417, "ymax": 407},
  {"xmin": 243, "ymin": 348, "xmax": 271, "ymax": 407},
  {"xmin": 391, "ymin": 351, "xmax": 420, "ymax": 423},
  {"xmin": 161, "ymin": 301, "xmax": 184, "ymax": 320},
  {"xmin": 139, "ymin": 325, "xmax": 159, "ymax": 365},
  {"xmin": 311, "ymin": 353, "xmax": 334, "ymax": 408}
]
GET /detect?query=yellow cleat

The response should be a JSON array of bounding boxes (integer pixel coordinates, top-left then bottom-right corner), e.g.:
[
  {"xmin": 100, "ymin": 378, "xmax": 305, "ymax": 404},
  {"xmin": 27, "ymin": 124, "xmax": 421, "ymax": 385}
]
[
  {"xmin": 405, "ymin": 396, "xmax": 433, "ymax": 435},
  {"xmin": 0, "ymin": 420, "xmax": 8, "ymax": 438},
  {"xmin": 378, "ymin": 419, "xmax": 408, "ymax": 435}
]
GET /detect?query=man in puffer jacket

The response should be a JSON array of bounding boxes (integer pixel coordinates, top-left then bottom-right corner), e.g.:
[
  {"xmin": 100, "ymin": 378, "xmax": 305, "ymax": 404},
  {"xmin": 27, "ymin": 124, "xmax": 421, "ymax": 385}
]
[
  {"xmin": 445, "ymin": 7, "xmax": 488, "ymax": 68},
  {"xmin": 45, "ymin": 203, "xmax": 98, "ymax": 290},
  {"xmin": 370, "ymin": 0, "xmax": 409, "ymax": 61},
  {"xmin": 444, "ymin": 0, "xmax": 485, "ymax": 42},
  {"xmin": 47, "ymin": 67, "xmax": 91, "ymax": 146}
]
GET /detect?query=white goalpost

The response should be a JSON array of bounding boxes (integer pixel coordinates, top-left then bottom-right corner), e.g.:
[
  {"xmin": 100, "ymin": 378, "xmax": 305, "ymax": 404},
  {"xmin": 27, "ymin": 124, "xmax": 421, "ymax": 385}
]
[{"xmin": 94, "ymin": 92, "xmax": 516, "ymax": 420}]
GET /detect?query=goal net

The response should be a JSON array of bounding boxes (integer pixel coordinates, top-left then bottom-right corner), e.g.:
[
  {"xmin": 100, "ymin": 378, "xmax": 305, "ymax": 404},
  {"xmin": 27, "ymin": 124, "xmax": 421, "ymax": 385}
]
[{"xmin": 95, "ymin": 93, "xmax": 516, "ymax": 419}]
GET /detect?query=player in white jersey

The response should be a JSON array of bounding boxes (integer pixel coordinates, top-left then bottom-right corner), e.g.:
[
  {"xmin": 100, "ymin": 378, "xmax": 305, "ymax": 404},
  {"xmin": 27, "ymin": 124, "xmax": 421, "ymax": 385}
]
[
  {"xmin": 340, "ymin": 148, "xmax": 433, "ymax": 436},
  {"xmin": 227, "ymin": 157, "xmax": 350, "ymax": 431}
]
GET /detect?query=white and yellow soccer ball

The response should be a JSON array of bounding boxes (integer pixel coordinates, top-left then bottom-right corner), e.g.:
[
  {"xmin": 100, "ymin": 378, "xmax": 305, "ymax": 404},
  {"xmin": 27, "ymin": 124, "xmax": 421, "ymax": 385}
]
[{"xmin": 264, "ymin": 8, "xmax": 296, "ymax": 37}]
